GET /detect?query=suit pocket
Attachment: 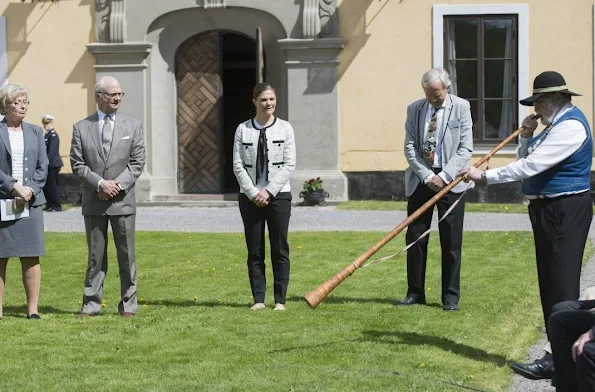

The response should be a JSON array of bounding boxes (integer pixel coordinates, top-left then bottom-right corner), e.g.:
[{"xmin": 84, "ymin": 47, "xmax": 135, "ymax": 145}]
[
  {"xmin": 447, "ymin": 119, "xmax": 460, "ymax": 129},
  {"xmin": 242, "ymin": 145, "xmax": 256, "ymax": 166},
  {"xmin": 270, "ymin": 141, "xmax": 285, "ymax": 162},
  {"xmin": 116, "ymin": 138, "xmax": 133, "ymax": 155}
]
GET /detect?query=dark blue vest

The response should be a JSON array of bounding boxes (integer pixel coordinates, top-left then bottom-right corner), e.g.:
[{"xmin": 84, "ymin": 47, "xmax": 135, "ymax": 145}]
[{"xmin": 522, "ymin": 106, "xmax": 592, "ymax": 196}]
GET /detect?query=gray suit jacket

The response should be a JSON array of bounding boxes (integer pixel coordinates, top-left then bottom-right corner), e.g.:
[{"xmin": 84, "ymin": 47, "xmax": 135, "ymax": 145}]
[
  {"xmin": 404, "ymin": 94, "xmax": 474, "ymax": 196},
  {"xmin": 0, "ymin": 120, "xmax": 48, "ymax": 206},
  {"xmin": 70, "ymin": 112, "xmax": 146, "ymax": 216}
]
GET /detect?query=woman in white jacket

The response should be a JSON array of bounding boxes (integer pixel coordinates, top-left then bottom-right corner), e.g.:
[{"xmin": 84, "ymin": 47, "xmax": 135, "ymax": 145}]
[{"xmin": 232, "ymin": 82, "xmax": 296, "ymax": 311}]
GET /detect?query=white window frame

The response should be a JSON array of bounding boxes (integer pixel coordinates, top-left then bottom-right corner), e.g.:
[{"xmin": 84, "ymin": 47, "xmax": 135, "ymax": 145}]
[
  {"xmin": 0, "ymin": 16, "xmax": 6, "ymax": 87},
  {"xmin": 432, "ymin": 4, "xmax": 529, "ymax": 154}
]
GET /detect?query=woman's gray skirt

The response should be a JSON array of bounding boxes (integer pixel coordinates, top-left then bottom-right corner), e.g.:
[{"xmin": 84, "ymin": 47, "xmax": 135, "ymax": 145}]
[{"xmin": 0, "ymin": 205, "xmax": 44, "ymax": 258}]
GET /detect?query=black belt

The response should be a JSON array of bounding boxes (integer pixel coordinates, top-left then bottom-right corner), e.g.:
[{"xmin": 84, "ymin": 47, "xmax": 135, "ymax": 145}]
[
  {"xmin": 529, "ymin": 190, "xmax": 590, "ymax": 202},
  {"xmin": 432, "ymin": 167, "xmax": 442, "ymax": 174}
]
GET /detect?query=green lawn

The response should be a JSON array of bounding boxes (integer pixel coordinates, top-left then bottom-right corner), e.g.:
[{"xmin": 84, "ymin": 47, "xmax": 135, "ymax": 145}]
[
  {"xmin": 0, "ymin": 231, "xmax": 578, "ymax": 391},
  {"xmin": 338, "ymin": 200, "xmax": 530, "ymax": 213}
]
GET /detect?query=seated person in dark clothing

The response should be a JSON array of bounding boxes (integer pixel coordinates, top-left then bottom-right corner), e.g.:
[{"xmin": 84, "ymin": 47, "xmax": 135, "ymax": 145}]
[
  {"xmin": 511, "ymin": 286, "xmax": 595, "ymax": 381},
  {"xmin": 549, "ymin": 299, "xmax": 595, "ymax": 392}
]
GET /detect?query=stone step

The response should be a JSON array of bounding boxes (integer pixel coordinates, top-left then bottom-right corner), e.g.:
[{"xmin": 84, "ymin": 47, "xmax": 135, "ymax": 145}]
[{"xmin": 142, "ymin": 194, "xmax": 339, "ymax": 208}]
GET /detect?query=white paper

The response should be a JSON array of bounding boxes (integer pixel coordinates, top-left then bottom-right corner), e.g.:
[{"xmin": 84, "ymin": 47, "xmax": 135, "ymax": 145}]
[{"xmin": 0, "ymin": 199, "xmax": 29, "ymax": 221}]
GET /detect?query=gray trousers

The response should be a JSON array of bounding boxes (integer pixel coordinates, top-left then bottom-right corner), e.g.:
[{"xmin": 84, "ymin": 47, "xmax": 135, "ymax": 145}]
[{"xmin": 81, "ymin": 214, "xmax": 137, "ymax": 315}]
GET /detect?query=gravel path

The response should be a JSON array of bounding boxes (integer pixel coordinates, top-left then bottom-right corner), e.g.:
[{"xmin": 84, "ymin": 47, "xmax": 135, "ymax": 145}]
[{"xmin": 44, "ymin": 206, "xmax": 538, "ymax": 233}]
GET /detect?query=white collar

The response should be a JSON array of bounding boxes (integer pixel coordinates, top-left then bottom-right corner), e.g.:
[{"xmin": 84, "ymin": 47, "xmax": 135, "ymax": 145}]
[
  {"xmin": 98, "ymin": 110, "xmax": 116, "ymax": 122},
  {"xmin": 551, "ymin": 102, "xmax": 574, "ymax": 124}
]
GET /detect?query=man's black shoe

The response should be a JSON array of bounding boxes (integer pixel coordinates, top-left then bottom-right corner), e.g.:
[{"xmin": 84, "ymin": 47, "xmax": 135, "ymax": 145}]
[
  {"xmin": 443, "ymin": 302, "xmax": 459, "ymax": 311},
  {"xmin": 397, "ymin": 295, "xmax": 426, "ymax": 306},
  {"xmin": 510, "ymin": 353, "xmax": 555, "ymax": 380}
]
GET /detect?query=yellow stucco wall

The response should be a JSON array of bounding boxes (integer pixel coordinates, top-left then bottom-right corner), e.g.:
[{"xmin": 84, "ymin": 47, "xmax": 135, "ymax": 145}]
[
  {"xmin": 2, "ymin": 1, "xmax": 592, "ymax": 176},
  {"xmin": 1, "ymin": 0, "xmax": 96, "ymax": 172},
  {"xmin": 338, "ymin": 0, "xmax": 595, "ymax": 172}
]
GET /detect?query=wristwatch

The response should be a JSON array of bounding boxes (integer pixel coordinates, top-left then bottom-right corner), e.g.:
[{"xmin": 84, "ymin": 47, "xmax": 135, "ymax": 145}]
[{"xmin": 481, "ymin": 171, "xmax": 487, "ymax": 181}]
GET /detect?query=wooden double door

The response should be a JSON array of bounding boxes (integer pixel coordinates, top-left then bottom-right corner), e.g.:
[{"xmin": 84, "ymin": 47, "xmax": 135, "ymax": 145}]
[{"xmin": 175, "ymin": 30, "xmax": 264, "ymax": 194}]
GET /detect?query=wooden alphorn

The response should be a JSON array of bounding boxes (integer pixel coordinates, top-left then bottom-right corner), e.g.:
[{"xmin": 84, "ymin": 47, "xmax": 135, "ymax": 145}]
[{"xmin": 303, "ymin": 114, "xmax": 541, "ymax": 309}]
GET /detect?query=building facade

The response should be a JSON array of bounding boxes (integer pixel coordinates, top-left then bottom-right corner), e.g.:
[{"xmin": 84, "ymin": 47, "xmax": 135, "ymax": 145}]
[{"xmin": 1, "ymin": 0, "xmax": 594, "ymax": 203}]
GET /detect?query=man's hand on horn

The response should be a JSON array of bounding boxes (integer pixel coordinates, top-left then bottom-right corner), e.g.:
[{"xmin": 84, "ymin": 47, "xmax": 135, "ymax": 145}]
[{"xmin": 457, "ymin": 167, "xmax": 484, "ymax": 183}]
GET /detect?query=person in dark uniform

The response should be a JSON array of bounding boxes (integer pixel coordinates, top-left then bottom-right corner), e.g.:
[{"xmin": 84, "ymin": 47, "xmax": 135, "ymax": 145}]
[{"xmin": 42, "ymin": 114, "xmax": 63, "ymax": 212}]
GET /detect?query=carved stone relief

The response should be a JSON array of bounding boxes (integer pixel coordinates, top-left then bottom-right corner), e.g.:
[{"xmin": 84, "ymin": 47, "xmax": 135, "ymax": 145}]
[
  {"xmin": 319, "ymin": 0, "xmax": 338, "ymax": 38},
  {"xmin": 94, "ymin": 0, "xmax": 127, "ymax": 43},
  {"xmin": 95, "ymin": 0, "xmax": 110, "ymax": 42}
]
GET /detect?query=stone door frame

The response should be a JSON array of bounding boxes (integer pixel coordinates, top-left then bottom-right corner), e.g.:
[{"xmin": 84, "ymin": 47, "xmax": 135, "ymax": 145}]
[{"xmin": 88, "ymin": 0, "xmax": 347, "ymax": 201}]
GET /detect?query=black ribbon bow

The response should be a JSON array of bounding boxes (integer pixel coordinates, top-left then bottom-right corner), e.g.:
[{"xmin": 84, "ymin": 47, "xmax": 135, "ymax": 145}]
[{"xmin": 252, "ymin": 117, "xmax": 277, "ymax": 184}]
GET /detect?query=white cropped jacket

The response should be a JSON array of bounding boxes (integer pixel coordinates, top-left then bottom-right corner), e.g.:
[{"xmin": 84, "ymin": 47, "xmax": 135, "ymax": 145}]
[{"xmin": 232, "ymin": 118, "xmax": 296, "ymax": 200}]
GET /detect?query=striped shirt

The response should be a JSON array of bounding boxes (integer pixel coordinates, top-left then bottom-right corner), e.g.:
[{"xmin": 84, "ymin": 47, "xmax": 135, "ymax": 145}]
[{"xmin": 8, "ymin": 129, "xmax": 24, "ymax": 184}]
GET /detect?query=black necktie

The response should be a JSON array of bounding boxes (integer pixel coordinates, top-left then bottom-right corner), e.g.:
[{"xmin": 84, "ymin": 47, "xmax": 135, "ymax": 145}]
[{"xmin": 253, "ymin": 119, "xmax": 269, "ymax": 184}]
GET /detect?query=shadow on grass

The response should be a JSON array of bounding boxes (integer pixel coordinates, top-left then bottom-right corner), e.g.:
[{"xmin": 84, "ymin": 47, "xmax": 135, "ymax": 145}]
[
  {"xmin": 288, "ymin": 295, "xmax": 445, "ymax": 309},
  {"xmin": 2, "ymin": 305, "xmax": 77, "ymax": 317},
  {"xmin": 287, "ymin": 295, "xmax": 395, "ymax": 305},
  {"xmin": 269, "ymin": 341, "xmax": 340, "ymax": 353},
  {"xmin": 360, "ymin": 330, "xmax": 509, "ymax": 366},
  {"xmin": 138, "ymin": 299, "xmax": 247, "ymax": 308}
]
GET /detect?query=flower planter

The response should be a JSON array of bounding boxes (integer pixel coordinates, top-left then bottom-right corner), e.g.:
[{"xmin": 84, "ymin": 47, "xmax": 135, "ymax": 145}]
[{"xmin": 299, "ymin": 189, "xmax": 329, "ymax": 206}]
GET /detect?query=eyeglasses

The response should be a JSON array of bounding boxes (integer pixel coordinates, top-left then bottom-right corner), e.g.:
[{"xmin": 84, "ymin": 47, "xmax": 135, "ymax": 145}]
[
  {"xmin": 10, "ymin": 100, "xmax": 29, "ymax": 107},
  {"xmin": 99, "ymin": 92, "xmax": 125, "ymax": 99}
]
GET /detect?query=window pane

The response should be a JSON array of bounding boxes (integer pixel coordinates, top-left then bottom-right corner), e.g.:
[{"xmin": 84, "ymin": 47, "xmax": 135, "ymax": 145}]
[
  {"xmin": 485, "ymin": 59, "xmax": 514, "ymax": 98},
  {"xmin": 468, "ymin": 99, "xmax": 479, "ymax": 140},
  {"xmin": 447, "ymin": 19, "xmax": 478, "ymax": 59},
  {"xmin": 485, "ymin": 100, "xmax": 513, "ymax": 139},
  {"xmin": 449, "ymin": 60, "xmax": 477, "ymax": 98},
  {"xmin": 484, "ymin": 19, "xmax": 513, "ymax": 58}
]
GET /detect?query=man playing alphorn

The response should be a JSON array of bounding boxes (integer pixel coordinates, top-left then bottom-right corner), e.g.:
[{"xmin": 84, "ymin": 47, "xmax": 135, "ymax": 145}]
[{"xmin": 459, "ymin": 71, "xmax": 593, "ymax": 381}]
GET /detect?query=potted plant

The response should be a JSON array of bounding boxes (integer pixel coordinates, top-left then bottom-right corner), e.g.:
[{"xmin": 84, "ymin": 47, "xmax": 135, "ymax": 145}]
[{"xmin": 299, "ymin": 177, "xmax": 329, "ymax": 206}]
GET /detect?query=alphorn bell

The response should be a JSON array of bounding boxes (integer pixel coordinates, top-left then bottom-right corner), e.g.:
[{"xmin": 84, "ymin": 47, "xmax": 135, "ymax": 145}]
[{"xmin": 303, "ymin": 114, "xmax": 542, "ymax": 309}]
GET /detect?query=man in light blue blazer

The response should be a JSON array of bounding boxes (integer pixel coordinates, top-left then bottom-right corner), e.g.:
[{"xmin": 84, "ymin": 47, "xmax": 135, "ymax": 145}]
[{"xmin": 399, "ymin": 67, "xmax": 473, "ymax": 311}]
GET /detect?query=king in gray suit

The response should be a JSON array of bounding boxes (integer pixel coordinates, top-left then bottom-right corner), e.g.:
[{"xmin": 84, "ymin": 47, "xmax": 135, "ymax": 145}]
[
  {"xmin": 70, "ymin": 76, "xmax": 146, "ymax": 317},
  {"xmin": 398, "ymin": 67, "xmax": 473, "ymax": 311}
]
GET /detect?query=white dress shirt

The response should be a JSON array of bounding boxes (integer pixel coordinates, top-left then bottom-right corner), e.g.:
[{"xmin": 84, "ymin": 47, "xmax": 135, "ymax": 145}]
[
  {"xmin": 8, "ymin": 129, "xmax": 24, "ymax": 183},
  {"xmin": 485, "ymin": 103, "xmax": 588, "ymax": 197}
]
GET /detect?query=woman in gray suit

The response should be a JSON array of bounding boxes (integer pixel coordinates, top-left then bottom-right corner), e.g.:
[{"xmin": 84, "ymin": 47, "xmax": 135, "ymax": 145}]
[
  {"xmin": 0, "ymin": 84, "xmax": 48, "ymax": 320},
  {"xmin": 233, "ymin": 82, "xmax": 296, "ymax": 311}
]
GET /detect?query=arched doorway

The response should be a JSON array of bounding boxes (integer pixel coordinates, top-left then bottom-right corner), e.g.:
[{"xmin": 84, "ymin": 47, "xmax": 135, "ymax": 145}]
[{"xmin": 175, "ymin": 31, "xmax": 260, "ymax": 194}]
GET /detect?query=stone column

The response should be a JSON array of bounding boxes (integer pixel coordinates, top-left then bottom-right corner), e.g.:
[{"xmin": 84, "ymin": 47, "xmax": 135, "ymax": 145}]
[
  {"xmin": 87, "ymin": 43, "xmax": 153, "ymax": 201},
  {"xmin": 279, "ymin": 37, "xmax": 346, "ymax": 201},
  {"xmin": 303, "ymin": 0, "xmax": 321, "ymax": 39}
]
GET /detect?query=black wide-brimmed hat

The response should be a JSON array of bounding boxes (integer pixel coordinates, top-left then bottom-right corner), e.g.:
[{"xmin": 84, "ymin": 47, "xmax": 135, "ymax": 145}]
[{"xmin": 520, "ymin": 71, "xmax": 581, "ymax": 106}]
